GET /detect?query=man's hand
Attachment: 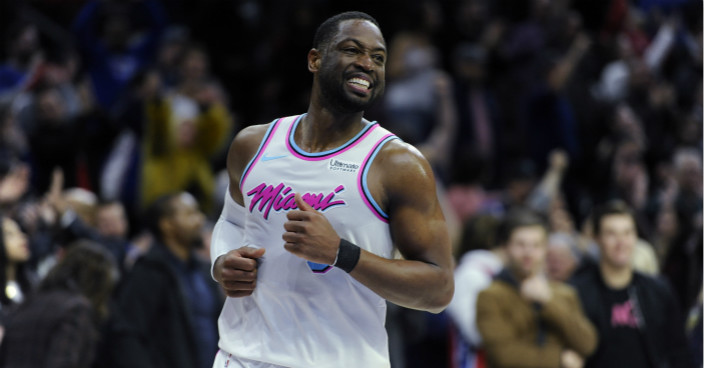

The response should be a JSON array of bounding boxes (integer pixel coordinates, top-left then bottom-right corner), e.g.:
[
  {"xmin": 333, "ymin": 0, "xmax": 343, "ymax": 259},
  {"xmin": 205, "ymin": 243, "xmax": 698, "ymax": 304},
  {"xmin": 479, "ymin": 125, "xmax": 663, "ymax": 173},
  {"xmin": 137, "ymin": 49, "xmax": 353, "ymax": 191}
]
[
  {"xmin": 45, "ymin": 167, "xmax": 69, "ymax": 217},
  {"xmin": 282, "ymin": 194, "xmax": 340, "ymax": 265},
  {"xmin": 548, "ymin": 149, "xmax": 569, "ymax": 174},
  {"xmin": 520, "ymin": 274, "xmax": 553, "ymax": 304},
  {"xmin": 560, "ymin": 349, "xmax": 584, "ymax": 368},
  {"xmin": 213, "ymin": 246, "xmax": 265, "ymax": 298}
]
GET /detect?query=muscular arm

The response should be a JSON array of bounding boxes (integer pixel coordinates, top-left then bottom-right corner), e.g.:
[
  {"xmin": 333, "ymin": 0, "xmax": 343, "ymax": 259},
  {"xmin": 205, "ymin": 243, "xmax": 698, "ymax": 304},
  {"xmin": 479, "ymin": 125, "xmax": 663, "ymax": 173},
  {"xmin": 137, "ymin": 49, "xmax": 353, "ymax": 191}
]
[
  {"xmin": 224, "ymin": 124, "xmax": 270, "ymax": 205},
  {"xmin": 285, "ymin": 140, "xmax": 454, "ymax": 312},
  {"xmin": 210, "ymin": 124, "xmax": 269, "ymax": 296},
  {"xmin": 351, "ymin": 141, "xmax": 454, "ymax": 312}
]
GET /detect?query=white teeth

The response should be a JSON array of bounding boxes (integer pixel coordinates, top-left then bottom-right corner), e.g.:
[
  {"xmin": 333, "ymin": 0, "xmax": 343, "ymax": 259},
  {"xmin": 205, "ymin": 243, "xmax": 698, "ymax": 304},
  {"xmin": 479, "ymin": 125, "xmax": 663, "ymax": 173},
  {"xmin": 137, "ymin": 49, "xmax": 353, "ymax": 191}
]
[{"xmin": 349, "ymin": 78, "xmax": 370, "ymax": 89}]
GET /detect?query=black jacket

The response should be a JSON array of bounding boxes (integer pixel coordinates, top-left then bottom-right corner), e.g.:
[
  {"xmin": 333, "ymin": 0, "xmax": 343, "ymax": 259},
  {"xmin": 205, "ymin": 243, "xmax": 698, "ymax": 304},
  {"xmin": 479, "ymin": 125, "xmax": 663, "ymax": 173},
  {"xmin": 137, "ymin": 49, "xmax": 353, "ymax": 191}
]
[
  {"xmin": 107, "ymin": 245, "xmax": 222, "ymax": 368},
  {"xmin": 0, "ymin": 290, "xmax": 97, "ymax": 368},
  {"xmin": 571, "ymin": 266, "xmax": 694, "ymax": 368}
]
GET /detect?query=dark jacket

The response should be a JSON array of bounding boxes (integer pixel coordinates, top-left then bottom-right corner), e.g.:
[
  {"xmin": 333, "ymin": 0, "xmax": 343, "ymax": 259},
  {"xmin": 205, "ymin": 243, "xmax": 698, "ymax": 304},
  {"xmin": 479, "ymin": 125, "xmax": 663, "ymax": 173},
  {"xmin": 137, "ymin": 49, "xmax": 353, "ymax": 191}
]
[
  {"xmin": 108, "ymin": 245, "xmax": 222, "ymax": 368},
  {"xmin": 571, "ymin": 267, "xmax": 694, "ymax": 368},
  {"xmin": 0, "ymin": 290, "xmax": 98, "ymax": 368}
]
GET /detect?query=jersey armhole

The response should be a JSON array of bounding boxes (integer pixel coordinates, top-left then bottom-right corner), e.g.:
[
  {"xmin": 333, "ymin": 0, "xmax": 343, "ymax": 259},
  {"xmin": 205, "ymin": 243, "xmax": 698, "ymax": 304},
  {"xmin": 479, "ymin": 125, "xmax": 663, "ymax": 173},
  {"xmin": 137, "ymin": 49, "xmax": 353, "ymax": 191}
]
[
  {"xmin": 357, "ymin": 134, "xmax": 399, "ymax": 223},
  {"xmin": 239, "ymin": 118, "xmax": 285, "ymax": 190}
]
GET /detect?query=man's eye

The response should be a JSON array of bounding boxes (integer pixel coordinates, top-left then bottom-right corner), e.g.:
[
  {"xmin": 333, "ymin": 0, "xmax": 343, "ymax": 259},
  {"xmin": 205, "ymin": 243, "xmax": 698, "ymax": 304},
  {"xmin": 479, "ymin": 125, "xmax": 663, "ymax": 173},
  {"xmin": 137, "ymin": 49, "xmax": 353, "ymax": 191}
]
[
  {"xmin": 373, "ymin": 55, "xmax": 385, "ymax": 63},
  {"xmin": 344, "ymin": 48, "xmax": 359, "ymax": 54}
]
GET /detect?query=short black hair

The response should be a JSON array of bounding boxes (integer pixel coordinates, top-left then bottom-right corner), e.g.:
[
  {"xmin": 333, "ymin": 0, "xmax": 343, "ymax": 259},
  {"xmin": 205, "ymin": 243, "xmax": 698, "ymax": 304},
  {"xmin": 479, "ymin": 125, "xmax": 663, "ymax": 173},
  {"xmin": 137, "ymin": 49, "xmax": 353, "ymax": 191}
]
[
  {"xmin": 144, "ymin": 193, "xmax": 179, "ymax": 242},
  {"xmin": 591, "ymin": 200, "xmax": 635, "ymax": 235},
  {"xmin": 312, "ymin": 11, "xmax": 382, "ymax": 50},
  {"xmin": 496, "ymin": 208, "xmax": 547, "ymax": 246}
]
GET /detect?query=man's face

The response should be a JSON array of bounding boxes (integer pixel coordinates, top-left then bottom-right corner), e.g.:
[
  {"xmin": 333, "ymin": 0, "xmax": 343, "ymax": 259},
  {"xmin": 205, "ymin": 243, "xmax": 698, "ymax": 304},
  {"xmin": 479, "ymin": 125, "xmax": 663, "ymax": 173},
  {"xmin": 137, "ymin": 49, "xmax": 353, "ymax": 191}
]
[
  {"xmin": 167, "ymin": 194, "xmax": 205, "ymax": 248},
  {"xmin": 96, "ymin": 203, "xmax": 128, "ymax": 239},
  {"xmin": 316, "ymin": 19, "xmax": 386, "ymax": 113},
  {"xmin": 505, "ymin": 225, "xmax": 548, "ymax": 279},
  {"xmin": 546, "ymin": 241, "xmax": 577, "ymax": 282},
  {"xmin": 597, "ymin": 214, "xmax": 636, "ymax": 270}
]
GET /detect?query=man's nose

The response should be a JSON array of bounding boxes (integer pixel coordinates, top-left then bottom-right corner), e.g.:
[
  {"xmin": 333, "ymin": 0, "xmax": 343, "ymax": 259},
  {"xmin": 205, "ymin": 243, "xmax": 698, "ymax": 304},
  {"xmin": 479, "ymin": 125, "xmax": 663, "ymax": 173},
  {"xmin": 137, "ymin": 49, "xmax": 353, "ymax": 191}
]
[{"xmin": 355, "ymin": 53, "xmax": 374, "ymax": 71}]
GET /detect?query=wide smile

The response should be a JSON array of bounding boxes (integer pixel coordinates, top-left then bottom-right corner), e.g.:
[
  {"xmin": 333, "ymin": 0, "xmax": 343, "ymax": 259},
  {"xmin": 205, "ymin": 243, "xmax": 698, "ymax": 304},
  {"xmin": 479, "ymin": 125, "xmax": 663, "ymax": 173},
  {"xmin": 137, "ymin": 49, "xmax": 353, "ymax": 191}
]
[{"xmin": 346, "ymin": 75, "xmax": 373, "ymax": 96}]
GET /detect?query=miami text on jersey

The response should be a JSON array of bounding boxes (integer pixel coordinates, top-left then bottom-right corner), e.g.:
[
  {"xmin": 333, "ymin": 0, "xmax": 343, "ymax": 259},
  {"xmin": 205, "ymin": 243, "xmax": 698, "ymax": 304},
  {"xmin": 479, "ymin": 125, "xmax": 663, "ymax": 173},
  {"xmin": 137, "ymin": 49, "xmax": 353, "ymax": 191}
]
[{"xmin": 247, "ymin": 182, "xmax": 346, "ymax": 220}]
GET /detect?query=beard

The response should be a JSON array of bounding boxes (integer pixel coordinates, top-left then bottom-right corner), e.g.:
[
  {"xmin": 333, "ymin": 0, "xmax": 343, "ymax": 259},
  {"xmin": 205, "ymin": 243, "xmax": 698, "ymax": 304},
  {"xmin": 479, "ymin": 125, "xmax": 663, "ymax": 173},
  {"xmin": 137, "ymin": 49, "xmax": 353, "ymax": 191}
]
[
  {"xmin": 317, "ymin": 67, "xmax": 384, "ymax": 114},
  {"xmin": 189, "ymin": 233, "xmax": 205, "ymax": 249}
]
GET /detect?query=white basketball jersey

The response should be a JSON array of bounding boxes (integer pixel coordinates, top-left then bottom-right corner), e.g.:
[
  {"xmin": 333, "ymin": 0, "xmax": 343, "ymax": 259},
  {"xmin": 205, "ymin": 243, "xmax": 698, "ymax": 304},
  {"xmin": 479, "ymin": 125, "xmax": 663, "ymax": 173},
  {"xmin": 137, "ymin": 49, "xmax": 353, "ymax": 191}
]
[{"xmin": 217, "ymin": 114, "xmax": 398, "ymax": 368}]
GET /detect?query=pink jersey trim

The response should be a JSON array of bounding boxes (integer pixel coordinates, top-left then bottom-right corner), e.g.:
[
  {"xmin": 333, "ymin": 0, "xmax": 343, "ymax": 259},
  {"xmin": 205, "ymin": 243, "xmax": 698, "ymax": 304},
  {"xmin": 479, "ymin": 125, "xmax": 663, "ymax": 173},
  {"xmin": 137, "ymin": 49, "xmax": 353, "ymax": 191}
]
[
  {"xmin": 239, "ymin": 118, "xmax": 283, "ymax": 190},
  {"xmin": 357, "ymin": 133, "xmax": 396, "ymax": 223}
]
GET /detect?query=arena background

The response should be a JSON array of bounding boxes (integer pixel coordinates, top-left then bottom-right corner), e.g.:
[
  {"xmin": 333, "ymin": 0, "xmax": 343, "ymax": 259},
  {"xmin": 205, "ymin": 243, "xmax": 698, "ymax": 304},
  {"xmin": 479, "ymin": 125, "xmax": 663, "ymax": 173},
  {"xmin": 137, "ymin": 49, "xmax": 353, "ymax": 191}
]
[{"xmin": 0, "ymin": 0, "xmax": 701, "ymax": 367}]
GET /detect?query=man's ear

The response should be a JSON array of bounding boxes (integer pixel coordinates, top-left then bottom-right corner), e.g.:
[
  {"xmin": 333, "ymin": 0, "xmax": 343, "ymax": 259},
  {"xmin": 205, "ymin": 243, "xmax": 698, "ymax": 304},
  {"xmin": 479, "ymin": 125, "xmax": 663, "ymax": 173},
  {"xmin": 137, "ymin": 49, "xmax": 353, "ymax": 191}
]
[{"xmin": 308, "ymin": 48, "xmax": 321, "ymax": 72}]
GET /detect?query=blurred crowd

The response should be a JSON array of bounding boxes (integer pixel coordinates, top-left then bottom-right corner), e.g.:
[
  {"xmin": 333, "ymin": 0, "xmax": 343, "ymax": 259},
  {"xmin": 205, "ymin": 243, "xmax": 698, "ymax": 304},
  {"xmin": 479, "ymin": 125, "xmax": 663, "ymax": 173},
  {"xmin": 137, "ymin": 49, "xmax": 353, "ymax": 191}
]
[{"xmin": 0, "ymin": 0, "xmax": 701, "ymax": 367}]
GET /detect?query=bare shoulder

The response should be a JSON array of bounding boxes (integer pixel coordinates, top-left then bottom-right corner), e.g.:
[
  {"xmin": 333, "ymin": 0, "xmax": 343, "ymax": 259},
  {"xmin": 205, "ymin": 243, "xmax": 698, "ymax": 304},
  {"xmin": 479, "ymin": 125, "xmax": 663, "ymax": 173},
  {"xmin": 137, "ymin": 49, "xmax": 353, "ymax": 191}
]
[
  {"xmin": 227, "ymin": 123, "xmax": 272, "ymax": 184},
  {"xmin": 370, "ymin": 139, "xmax": 438, "ymax": 207}
]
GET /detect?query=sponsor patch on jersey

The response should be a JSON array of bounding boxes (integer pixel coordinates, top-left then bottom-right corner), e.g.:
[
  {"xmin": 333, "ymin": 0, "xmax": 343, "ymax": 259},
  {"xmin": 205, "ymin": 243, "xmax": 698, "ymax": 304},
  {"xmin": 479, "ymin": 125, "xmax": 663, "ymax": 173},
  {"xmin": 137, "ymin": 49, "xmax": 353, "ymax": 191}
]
[{"xmin": 328, "ymin": 159, "xmax": 360, "ymax": 173}]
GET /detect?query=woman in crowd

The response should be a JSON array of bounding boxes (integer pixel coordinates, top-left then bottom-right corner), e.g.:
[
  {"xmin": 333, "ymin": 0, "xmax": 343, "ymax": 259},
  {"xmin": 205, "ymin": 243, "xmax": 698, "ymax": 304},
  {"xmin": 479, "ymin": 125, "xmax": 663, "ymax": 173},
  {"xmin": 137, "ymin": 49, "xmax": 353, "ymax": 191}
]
[
  {"xmin": 0, "ymin": 215, "xmax": 33, "ymax": 323},
  {"xmin": 0, "ymin": 240, "xmax": 118, "ymax": 368}
]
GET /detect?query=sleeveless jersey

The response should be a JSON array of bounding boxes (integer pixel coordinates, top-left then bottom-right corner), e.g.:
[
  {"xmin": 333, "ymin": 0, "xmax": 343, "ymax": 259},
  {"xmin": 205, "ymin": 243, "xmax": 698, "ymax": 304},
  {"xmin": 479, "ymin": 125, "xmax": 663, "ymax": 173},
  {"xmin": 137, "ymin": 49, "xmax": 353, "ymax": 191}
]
[{"xmin": 217, "ymin": 114, "xmax": 398, "ymax": 368}]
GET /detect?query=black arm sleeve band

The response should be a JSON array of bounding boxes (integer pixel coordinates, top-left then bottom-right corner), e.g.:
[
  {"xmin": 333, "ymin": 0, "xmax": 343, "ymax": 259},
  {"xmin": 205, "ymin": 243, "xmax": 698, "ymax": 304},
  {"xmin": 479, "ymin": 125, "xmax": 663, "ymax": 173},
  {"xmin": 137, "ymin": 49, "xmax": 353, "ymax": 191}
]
[{"xmin": 333, "ymin": 239, "xmax": 361, "ymax": 273}]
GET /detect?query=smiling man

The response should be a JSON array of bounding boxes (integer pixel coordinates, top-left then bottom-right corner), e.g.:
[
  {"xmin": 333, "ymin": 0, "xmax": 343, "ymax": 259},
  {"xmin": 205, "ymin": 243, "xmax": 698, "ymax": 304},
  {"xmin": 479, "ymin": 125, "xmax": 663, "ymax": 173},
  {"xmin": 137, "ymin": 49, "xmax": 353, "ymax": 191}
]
[
  {"xmin": 571, "ymin": 200, "xmax": 694, "ymax": 368},
  {"xmin": 209, "ymin": 11, "xmax": 453, "ymax": 368},
  {"xmin": 476, "ymin": 209, "xmax": 597, "ymax": 368}
]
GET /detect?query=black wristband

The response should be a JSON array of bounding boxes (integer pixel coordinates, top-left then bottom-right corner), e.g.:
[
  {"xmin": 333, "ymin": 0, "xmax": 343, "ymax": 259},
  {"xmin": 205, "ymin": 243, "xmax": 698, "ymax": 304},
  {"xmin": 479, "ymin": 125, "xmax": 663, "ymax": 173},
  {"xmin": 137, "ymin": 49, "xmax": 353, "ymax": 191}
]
[{"xmin": 333, "ymin": 239, "xmax": 361, "ymax": 273}]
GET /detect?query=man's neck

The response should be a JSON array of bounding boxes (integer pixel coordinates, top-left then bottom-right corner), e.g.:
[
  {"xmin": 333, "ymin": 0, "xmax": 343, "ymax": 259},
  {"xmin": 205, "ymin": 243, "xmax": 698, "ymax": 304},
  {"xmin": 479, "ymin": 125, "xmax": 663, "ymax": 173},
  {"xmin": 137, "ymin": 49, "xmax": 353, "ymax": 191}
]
[
  {"xmin": 599, "ymin": 262, "xmax": 633, "ymax": 289},
  {"xmin": 301, "ymin": 103, "xmax": 366, "ymax": 152},
  {"xmin": 163, "ymin": 238, "xmax": 190, "ymax": 262},
  {"xmin": 506, "ymin": 267, "xmax": 529, "ymax": 283}
]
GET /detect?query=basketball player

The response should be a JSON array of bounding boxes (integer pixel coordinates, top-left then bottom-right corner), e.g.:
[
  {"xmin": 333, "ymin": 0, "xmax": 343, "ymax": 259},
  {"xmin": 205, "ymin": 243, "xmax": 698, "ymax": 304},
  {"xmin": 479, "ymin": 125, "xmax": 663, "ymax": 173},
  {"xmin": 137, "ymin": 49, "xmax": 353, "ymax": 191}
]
[{"xmin": 210, "ymin": 11, "xmax": 454, "ymax": 368}]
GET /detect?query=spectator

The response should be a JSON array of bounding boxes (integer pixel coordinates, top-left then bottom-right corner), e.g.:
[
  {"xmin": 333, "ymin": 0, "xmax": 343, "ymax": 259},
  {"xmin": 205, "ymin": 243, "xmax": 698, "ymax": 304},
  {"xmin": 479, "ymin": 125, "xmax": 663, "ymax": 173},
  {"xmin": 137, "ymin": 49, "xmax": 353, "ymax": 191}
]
[
  {"xmin": 382, "ymin": 29, "xmax": 458, "ymax": 177},
  {"xmin": 0, "ymin": 104, "xmax": 28, "ymax": 162},
  {"xmin": 0, "ymin": 156, "xmax": 30, "ymax": 213},
  {"xmin": 72, "ymin": 0, "xmax": 166, "ymax": 110},
  {"xmin": 578, "ymin": 213, "xmax": 660, "ymax": 277},
  {"xmin": 660, "ymin": 147, "xmax": 704, "ymax": 311},
  {"xmin": 108, "ymin": 192, "xmax": 222, "ymax": 368},
  {"xmin": 571, "ymin": 200, "xmax": 694, "ymax": 368},
  {"xmin": 0, "ymin": 21, "xmax": 42, "ymax": 100},
  {"xmin": 526, "ymin": 149, "xmax": 571, "ymax": 215},
  {"xmin": 447, "ymin": 214, "xmax": 504, "ymax": 368},
  {"xmin": 24, "ymin": 85, "xmax": 81, "ymax": 193},
  {"xmin": 0, "ymin": 239, "xmax": 118, "ymax": 368},
  {"xmin": 95, "ymin": 200, "xmax": 152, "ymax": 268},
  {"xmin": 103, "ymin": 68, "xmax": 161, "ymax": 219},
  {"xmin": 140, "ymin": 46, "xmax": 235, "ymax": 213},
  {"xmin": 0, "ymin": 214, "xmax": 34, "ymax": 326},
  {"xmin": 494, "ymin": 152, "xmax": 571, "ymax": 216},
  {"xmin": 519, "ymin": 33, "xmax": 590, "ymax": 169},
  {"xmin": 685, "ymin": 289, "xmax": 702, "ymax": 368},
  {"xmin": 546, "ymin": 232, "xmax": 582, "ymax": 282},
  {"xmin": 156, "ymin": 26, "xmax": 190, "ymax": 89},
  {"xmin": 476, "ymin": 208, "xmax": 597, "ymax": 368},
  {"xmin": 45, "ymin": 178, "xmax": 133, "ymax": 272},
  {"xmin": 450, "ymin": 42, "xmax": 500, "ymax": 182}
]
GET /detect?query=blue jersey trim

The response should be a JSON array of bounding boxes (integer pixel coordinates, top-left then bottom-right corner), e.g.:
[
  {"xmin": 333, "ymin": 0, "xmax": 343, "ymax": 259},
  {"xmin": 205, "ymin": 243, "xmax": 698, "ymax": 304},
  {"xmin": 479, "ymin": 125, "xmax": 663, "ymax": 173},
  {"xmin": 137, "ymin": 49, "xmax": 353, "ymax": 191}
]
[
  {"xmin": 360, "ymin": 135, "xmax": 399, "ymax": 220},
  {"xmin": 288, "ymin": 114, "xmax": 378, "ymax": 158},
  {"xmin": 239, "ymin": 119, "xmax": 280, "ymax": 190}
]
